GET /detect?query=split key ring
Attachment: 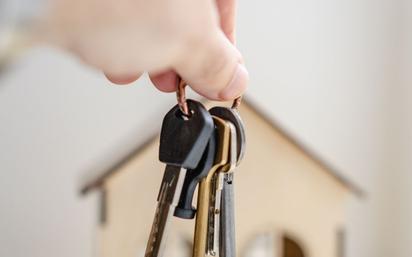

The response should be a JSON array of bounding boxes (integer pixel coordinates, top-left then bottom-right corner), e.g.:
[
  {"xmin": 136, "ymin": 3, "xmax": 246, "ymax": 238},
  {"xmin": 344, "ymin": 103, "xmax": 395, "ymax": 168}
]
[{"xmin": 176, "ymin": 78, "xmax": 242, "ymax": 116}]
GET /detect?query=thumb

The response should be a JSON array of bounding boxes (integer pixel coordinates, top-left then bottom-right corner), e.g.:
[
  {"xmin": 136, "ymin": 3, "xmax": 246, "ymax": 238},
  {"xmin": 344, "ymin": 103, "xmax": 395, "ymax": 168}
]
[{"xmin": 174, "ymin": 30, "xmax": 248, "ymax": 101}]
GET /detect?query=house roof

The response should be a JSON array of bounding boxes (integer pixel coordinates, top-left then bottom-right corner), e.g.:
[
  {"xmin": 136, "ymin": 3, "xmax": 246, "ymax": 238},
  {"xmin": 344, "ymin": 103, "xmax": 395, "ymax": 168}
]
[{"xmin": 81, "ymin": 98, "xmax": 365, "ymax": 197}]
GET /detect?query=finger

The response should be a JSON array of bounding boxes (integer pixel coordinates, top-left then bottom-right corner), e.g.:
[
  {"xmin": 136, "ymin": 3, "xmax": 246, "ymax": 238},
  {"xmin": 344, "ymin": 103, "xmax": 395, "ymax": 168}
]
[
  {"xmin": 149, "ymin": 70, "xmax": 178, "ymax": 93},
  {"xmin": 104, "ymin": 72, "xmax": 143, "ymax": 85},
  {"xmin": 175, "ymin": 30, "xmax": 248, "ymax": 100},
  {"xmin": 216, "ymin": 0, "xmax": 237, "ymax": 43}
]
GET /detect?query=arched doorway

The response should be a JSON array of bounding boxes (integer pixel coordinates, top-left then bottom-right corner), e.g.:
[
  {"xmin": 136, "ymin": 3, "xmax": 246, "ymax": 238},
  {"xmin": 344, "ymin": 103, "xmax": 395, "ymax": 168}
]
[
  {"xmin": 282, "ymin": 236, "xmax": 305, "ymax": 257},
  {"xmin": 243, "ymin": 232, "xmax": 306, "ymax": 257}
]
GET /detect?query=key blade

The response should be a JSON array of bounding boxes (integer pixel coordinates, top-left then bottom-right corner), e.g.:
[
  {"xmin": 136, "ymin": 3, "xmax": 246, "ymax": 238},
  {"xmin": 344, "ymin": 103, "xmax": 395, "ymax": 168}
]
[
  {"xmin": 207, "ymin": 172, "xmax": 224, "ymax": 256},
  {"xmin": 158, "ymin": 165, "xmax": 187, "ymax": 205},
  {"xmin": 220, "ymin": 173, "xmax": 236, "ymax": 257},
  {"xmin": 145, "ymin": 166, "xmax": 187, "ymax": 257},
  {"xmin": 144, "ymin": 202, "xmax": 173, "ymax": 257}
]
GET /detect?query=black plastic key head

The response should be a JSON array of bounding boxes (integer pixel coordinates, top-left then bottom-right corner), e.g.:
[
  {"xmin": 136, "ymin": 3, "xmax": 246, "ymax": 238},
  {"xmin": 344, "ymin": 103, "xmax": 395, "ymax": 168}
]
[
  {"xmin": 174, "ymin": 130, "xmax": 217, "ymax": 219},
  {"xmin": 159, "ymin": 100, "xmax": 214, "ymax": 169}
]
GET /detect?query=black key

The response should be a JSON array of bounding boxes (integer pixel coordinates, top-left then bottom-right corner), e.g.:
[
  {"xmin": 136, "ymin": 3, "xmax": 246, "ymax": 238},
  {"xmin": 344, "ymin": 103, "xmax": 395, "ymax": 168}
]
[
  {"xmin": 145, "ymin": 100, "xmax": 214, "ymax": 257},
  {"xmin": 173, "ymin": 130, "xmax": 217, "ymax": 219}
]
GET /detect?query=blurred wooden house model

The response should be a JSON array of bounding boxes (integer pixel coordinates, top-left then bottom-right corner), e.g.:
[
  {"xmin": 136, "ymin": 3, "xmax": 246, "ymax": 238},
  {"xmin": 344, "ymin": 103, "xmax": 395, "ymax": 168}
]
[{"xmin": 82, "ymin": 100, "xmax": 363, "ymax": 257}]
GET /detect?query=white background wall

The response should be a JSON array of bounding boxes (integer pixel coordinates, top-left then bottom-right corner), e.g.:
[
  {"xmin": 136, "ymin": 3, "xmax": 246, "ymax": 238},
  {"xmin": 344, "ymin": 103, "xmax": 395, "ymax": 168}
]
[
  {"xmin": 0, "ymin": 0, "xmax": 410, "ymax": 257},
  {"xmin": 237, "ymin": 1, "xmax": 408, "ymax": 256}
]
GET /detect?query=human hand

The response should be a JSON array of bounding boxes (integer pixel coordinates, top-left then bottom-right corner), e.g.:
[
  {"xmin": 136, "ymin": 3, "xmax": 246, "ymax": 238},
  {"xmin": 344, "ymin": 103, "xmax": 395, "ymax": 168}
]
[{"xmin": 42, "ymin": 0, "xmax": 248, "ymax": 100}]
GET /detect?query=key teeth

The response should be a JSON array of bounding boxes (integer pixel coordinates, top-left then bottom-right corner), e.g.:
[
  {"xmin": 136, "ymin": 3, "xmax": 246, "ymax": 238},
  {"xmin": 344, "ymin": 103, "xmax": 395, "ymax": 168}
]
[{"xmin": 173, "ymin": 207, "xmax": 196, "ymax": 219}]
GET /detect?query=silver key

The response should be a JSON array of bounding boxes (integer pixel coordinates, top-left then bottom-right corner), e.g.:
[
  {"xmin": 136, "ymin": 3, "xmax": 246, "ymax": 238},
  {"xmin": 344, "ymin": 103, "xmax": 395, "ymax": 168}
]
[
  {"xmin": 220, "ymin": 173, "xmax": 236, "ymax": 257},
  {"xmin": 144, "ymin": 166, "xmax": 187, "ymax": 257}
]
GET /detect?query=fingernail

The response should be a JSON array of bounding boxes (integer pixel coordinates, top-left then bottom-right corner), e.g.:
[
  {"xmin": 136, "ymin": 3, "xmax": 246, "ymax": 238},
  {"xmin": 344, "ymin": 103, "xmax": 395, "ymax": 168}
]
[{"xmin": 219, "ymin": 64, "xmax": 249, "ymax": 100}]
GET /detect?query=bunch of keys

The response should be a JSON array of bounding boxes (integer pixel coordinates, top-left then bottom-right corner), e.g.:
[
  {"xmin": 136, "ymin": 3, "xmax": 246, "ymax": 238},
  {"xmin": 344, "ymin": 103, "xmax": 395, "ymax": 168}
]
[{"xmin": 144, "ymin": 79, "xmax": 246, "ymax": 257}]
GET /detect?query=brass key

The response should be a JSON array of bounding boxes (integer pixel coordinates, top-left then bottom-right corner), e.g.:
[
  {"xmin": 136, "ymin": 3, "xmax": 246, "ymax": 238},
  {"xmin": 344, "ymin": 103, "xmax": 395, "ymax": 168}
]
[
  {"xmin": 192, "ymin": 116, "xmax": 231, "ymax": 257},
  {"xmin": 206, "ymin": 121, "xmax": 237, "ymax": 256}
]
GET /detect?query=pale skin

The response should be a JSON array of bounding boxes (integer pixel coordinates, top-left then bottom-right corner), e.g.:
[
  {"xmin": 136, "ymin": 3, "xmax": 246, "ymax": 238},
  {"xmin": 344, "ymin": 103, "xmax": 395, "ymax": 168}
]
[{"xmin": 41, "ymin": 0, "xmax": 248, "ymax": 101}]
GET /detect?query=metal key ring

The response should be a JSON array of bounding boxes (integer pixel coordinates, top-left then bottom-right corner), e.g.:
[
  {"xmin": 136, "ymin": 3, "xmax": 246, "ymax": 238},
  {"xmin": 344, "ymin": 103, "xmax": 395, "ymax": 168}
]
[
  {"xmin": 231, "ymin": 95, "xmax": 242, "ymax": 109},
  {"xmin": 176, "ymin": 78, "xmax": 190, "ymax": 116},
  {"xmin": 176, "ymin": 78, "xmax": 242, "ymax": 116}
]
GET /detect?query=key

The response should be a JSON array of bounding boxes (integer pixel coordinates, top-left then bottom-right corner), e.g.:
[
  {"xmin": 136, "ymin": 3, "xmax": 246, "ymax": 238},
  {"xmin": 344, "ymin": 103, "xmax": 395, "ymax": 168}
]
[
  {"xmin": 192, "ymin": 116, "xmax": 231, "ymax": 257},
  {"xmin": 206, "ymin": 121, "xmax": 237, "ymax": 256},
  {"xmin": 210, "ymin": 107, "xmax": 246, "ymax": 257},
  {"xmin": 159, "ymin": 100, "xmax": 215, "ymax": 168},
  {"xmin": 220, "ymin": 173, "xmax": 236, "ymax": 257},
  {"xmin": 174, "ymin": 130, "xmax": 217, "ymax": 219},
  {"xmin": 174, "ymin": 106, "xmax": 246, "ymax": 220},
  {"xmin": 145, "ymin": 100, "xmax": 214, "ymax": 257}
]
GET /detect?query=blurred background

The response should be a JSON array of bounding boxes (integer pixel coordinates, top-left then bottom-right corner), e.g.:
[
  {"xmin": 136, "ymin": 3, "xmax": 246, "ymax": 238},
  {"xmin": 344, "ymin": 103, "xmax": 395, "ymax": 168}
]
[{"xmin": 0, "ymin": 0, "xmax": 411, "ymax": 257}]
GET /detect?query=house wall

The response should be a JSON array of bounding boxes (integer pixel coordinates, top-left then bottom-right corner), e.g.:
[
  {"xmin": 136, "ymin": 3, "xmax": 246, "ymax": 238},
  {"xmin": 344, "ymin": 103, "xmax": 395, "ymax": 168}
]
[{"xmin": 101, "ymin": 104, "xmax": 348, "ymax": 257}]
